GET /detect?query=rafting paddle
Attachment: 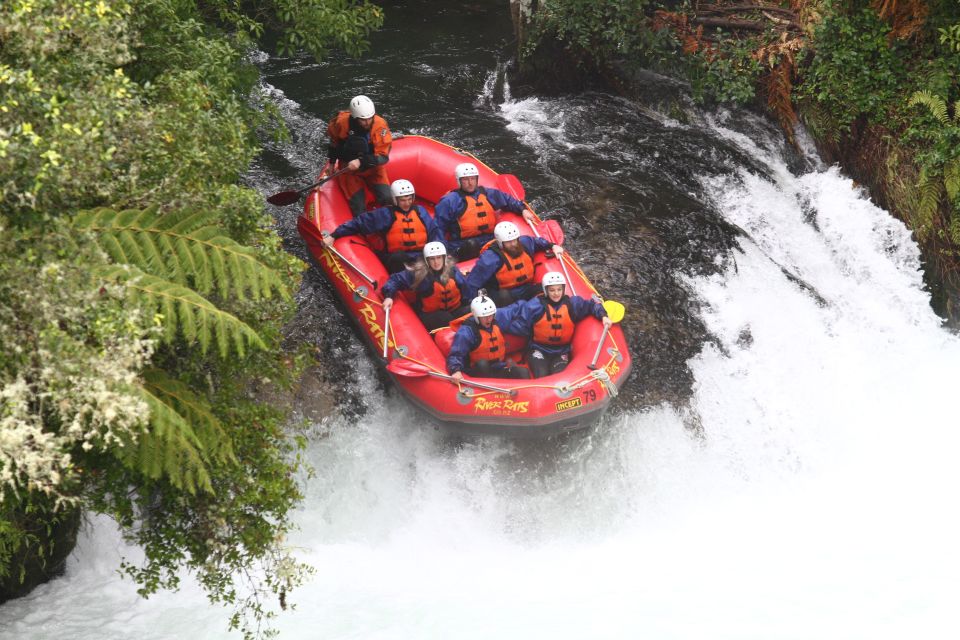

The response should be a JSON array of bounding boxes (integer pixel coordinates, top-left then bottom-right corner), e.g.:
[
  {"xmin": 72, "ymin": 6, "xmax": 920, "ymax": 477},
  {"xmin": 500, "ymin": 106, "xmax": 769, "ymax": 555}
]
[
  {"xmin": 387, "ymin": 359, "xmax": 517, "ymax": 396},
  {"xmin": 588, "ymin": 300, "xmax": 625, "ymax": 370},
  {"xmin": 266, "ymin": 168, "xmax": 348, "ymax": 206}
]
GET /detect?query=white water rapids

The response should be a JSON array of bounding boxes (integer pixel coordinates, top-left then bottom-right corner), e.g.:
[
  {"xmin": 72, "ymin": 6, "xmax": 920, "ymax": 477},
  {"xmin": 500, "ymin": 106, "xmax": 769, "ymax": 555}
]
[{"xmin": 3, "ymin": 98, "xmax": 959, "ymax": 640}]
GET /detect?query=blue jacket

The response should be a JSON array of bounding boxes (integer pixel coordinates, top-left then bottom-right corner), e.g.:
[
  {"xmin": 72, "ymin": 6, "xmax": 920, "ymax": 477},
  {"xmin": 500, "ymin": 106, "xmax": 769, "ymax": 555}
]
[
  {"xmin": 434, "ymin": 187, "xmax": 526, "ymax": 253},
  {"xmin": 497, "ymin": 295, "xmax": 607, "ymax": 356},
  {"xmin": 446, "ymin": 310, "xmax": 517, "ymax": 374},
  {"xmin": 464, "ymin": 235, "xmax": 554, "ymax": 299},
  {"xmin": 382, "ymin": 266, "xmax": 469, "ymax": 312},
  {"xmin": 331, "ymin": 204, "xmax": 443, "ymax": 248}
]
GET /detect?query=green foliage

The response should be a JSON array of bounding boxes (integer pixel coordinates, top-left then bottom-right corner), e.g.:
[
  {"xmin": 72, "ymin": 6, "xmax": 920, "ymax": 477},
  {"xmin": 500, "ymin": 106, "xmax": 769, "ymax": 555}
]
[
  {"xmin": 906, "ymin": 90, "xmax": 960, "ymax": 242},
  {"xmin": 523, "ymin": 0, "xmax": 665, "ymax": 68},
  {"xmin": 687, "ymin": 40, "xmax": 763, "ymax": 105},
  {"xmin": 796, "ymin": 4, "xmax": 909, "ymax": 133},
  {"xmin": 74, "ymin": 207, "xmax": 289, "ymax": 301},
  {"xmin": 1, "ymin": 0, "xmax": 374, "ymax": 636}
]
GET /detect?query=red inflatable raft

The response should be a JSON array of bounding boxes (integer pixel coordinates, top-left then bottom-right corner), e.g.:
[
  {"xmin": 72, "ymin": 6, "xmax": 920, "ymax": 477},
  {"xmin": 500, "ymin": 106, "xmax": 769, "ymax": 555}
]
[{"xmin": 297, "ymin": 135, "xmax": 631, "ymax": 436}]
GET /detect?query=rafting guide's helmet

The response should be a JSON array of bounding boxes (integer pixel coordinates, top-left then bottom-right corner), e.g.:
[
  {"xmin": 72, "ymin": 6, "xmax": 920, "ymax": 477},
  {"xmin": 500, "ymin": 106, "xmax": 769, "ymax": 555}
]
[
  {"xmin": 494, "ymin": 221, "xmax": 520, "ymax": 245},
  {"xmin": 541, "ymin": 271, "xmax": 566, "ymax": 295},
  {"xmin": 423, "ymin": 242, "xmax": 447, "ymax": 259},
  {"xmin": 470, "ymin": 293, "xmax": 497, "ymax": 319},
  {"xmin": 391, "ymin": 179, "xmax": 415, "ymax": 198},
  {"xmin": 455, "ymin": 163, "xmax": 479, "ymax": 179},
  {"xmin": 349, "ymin": 95, "xmax": 375, "ymax": 119}
]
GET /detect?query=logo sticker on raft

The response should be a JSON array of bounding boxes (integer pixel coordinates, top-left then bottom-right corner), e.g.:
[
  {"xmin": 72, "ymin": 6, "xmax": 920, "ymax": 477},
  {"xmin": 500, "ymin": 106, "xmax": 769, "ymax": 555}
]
[
  {"xmin": 555, "ymin": 397, "xmax": 582, "ymax": 412},
  {"xmin": 473, "ymin": 397, "xmax": 529, "ymax": 415}
]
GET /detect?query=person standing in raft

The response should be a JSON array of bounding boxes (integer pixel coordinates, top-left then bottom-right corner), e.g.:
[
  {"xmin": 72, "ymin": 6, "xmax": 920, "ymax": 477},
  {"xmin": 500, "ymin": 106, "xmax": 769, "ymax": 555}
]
[
  {"xmin": 446, "ymin": 294, "xmax": 531, "ymax": 381},
  {"xmin": 464, "ymin": 221, "xmax": 563, "ymax": 307},
  {"xmin": 382, "ymin": 241, "xmax": 470, "ymax": 331},
  {"xmin": 322, "ymin": 179, "xmax": 443, "ymax": 273},
  {"xmin": 433, "ymin": 162, "xmax": 537, "ymax": 260},
  {"xmin": 319, "ymin": 95, "xmax": 393, "ymax": 216},
  {"xmin": 498, "ymin": 272, "xmax": 612, "ymax": 378}
]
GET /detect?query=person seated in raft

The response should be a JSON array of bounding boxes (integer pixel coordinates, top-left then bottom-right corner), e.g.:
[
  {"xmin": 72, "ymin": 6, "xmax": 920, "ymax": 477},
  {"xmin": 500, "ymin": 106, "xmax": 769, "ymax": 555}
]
[
  {"xmin": 497, "ymin": 271, "xmax": 612, "ymax": 378},
  {"xmin": 382, "ymin": 241, "xmax": 470, "ymax": 331},
  {"xmin": 446, "ymin": 293, "xmax": 531, "ymax": 381},
  {"xmin": 464, "ymin": 221, "xmax": 563, "ymax": 307},
  {"xmin": 433, "ymin": 162, "xmax": 537, "ymax": 260},
  {"xmin": 323, "ymin": 178, "xmax": 443, "ymax": 274},
  {"xmin": 318, "ymin": 94, "xmax": 393, "ymax": 217}
]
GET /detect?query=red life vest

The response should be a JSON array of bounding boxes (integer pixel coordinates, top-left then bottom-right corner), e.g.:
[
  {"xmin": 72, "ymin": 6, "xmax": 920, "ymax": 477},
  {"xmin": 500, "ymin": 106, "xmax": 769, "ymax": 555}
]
[
  {"xmin": 456, "ymin": 187, "xmax": 495, "ymax": 239},
  {"xmin": 469, "ymin": 322, "xmax": 505, "ymax": 365},
  {"xmin": 385, "ymin": 206, "xmax": 429, "ymax": 253},
  {"xmin": 480, "ymin": 240, "xmax": 535, "ymax": 289},
  {"xmin": 532, "ymin": 298, "xmax": 576, "ymax": 346},
  {"xmin": 420, "ymin": 275, "xmax": 462, "ymax": 313}
]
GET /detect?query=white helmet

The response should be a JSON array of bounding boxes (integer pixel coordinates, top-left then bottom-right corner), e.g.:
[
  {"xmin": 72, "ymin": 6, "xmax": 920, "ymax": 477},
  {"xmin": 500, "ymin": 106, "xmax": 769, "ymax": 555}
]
[
  {"xmin": 494, "ymin": 221, "xmax": 520, "ymax": 244},
  {"xmin": 349, "ymin": 95, "xmax": 375, "ymax": 119},
  {"xmin": 470, "ymin": 295, "xmax": 497, "ymax": 319},
  {"xmin": 390, "ymin": 179, "xmax": 415, "ymax": 198},
  {"xmin": 423, "ymin": 241, "xmax": 447, "ymax": 259},
  {"xmin": 455, "ymin": 163, "xmax": 479, "ymax": 179},
  {"xmin": 541, "ymin": 271, "xmax": 566, "ymax": 294}
]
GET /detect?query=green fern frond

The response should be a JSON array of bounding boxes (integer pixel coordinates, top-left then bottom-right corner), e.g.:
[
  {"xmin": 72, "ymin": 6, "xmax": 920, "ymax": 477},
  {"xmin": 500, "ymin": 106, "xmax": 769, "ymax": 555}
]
[
  {"xmin": 114, "ymin": 384, "xmax": 214, "ymax": 495},
  {"xmin": 917, "ymin": 170, "xmax": 943, "ymax": 221},
  {"xmin": 945, "ymin": 160, "xmax": 960, "ymax": 202},
  {"xmin": 142, "ymin": 369, "xmax": 236, "ymax": 466},
  {"xmin": 100, "ymin": 265, "xmax": 266, "ymax": 357},
  {"xmin": 73, "ymin": 207, "xmax": 288, "ymax": 301},
  {"xmin": 908, "ymin": 90, "xmax": 948, "ymax": 124}
]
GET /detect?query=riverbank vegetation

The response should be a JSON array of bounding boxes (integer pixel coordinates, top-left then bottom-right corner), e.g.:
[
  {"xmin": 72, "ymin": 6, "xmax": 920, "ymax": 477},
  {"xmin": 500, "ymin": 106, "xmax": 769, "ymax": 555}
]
[
  {"xmin": 1, "ymin": 0, "xmax": 382, "ymax": 636},
  {"xmin": 520, "ymin": 0, "xmax": 960, "ymax": 316}
]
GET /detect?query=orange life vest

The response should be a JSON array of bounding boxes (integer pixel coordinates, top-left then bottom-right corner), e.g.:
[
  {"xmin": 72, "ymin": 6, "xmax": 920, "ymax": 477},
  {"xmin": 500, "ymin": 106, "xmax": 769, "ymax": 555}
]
[
  {"xmin": 420, "ymin": 275, "xmax": 462, "ymax": 313},
  {"xmin": 457, "ymin": 187, "xmax": 495, "ymax": 239},
  {"xmin": 469, "ymin": 322, "xmax": 505, "ymax": 365},
  {"xmin": 480, "ymin": 240, "xmax": 535, "ymax": 289},
  {"xmin": 532, "ymin": 298, "xmax": 576, "ymax": 346},
  {"xmin": 328, "ymin": 112, "xmax": 392, "ymax": 160},
  {"xmin": 385, "ymin": 207, "xmax": 429, "ymax": 253}
]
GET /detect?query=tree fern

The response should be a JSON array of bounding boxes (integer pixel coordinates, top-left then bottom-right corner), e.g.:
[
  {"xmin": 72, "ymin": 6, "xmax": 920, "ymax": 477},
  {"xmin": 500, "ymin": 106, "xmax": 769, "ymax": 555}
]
[
  {"xmin": 74, "ymin": 207, "xmax": 288, "ymax": 301},
  {"xmin": 116, "ymin": 385, "xmax": 215, "ymax": 495},
  {"xmin": 100, "ymin": 265, "xmax": 266, "ymax": 357},
  {"xmin": 142, "ymin": 369, "xmax": 236, "ymax": 467}
]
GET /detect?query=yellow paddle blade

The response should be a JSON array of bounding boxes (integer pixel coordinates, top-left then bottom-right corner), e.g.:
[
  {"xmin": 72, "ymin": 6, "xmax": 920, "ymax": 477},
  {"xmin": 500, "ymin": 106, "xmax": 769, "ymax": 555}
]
[{"xmin": 603, "ymin": 300, "xmax": 625, "ymax": 323}]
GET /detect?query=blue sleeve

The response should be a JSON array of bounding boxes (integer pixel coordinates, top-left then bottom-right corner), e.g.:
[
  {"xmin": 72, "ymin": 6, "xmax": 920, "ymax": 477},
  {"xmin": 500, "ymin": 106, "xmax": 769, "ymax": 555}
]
[
  {"xmin": 453, "ymin": 269, "xmax": 470, "ymax": 299},
  {"xmin": 464, "ymin": 250, "xmax": 501, "ymax": 299},
  {"xmin": 495, "ymin": 299, "xmax": 540, "ymax": 337},
  {"xmin": 531, "ymin": 235, "xmax": 554, "ymax": 253},
  {"xmin": 569, "ymin": 295, "xmax": 606, "ymax": 322},
  {"xmin": 486, "ymin": 188, "xmax": 525, "ymax": 214},
  {"xmin": 417, "ymin": 206, "xmax": 444, "ymax": 244},
  {"xmin": 332, "ymin": 206, "xmax": 393, "ymax": 238},
  {"xmin": 433, "ymin": 192, "xmax": 462, "ymax": 236},
  {"xmin": 382, "ymin": 269, "xmax": 415, "ymax": 299},
  {"xmin": 447, "ymin": 325, "xmax": 478, "ymax": 374}
]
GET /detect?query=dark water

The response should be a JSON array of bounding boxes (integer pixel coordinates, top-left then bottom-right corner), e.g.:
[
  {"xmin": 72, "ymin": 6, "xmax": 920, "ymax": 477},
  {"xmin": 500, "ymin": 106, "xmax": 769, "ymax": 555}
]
[{"xmin": 250, "ymin": 0, "xmax": 808, "ymax": 414}]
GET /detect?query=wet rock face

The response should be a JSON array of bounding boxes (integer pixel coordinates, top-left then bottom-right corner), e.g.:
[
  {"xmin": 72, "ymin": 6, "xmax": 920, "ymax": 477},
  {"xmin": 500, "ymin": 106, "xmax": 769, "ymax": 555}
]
[{"xmin": 0, "ymin": 505, "xmax": 81, "ymax": 603}]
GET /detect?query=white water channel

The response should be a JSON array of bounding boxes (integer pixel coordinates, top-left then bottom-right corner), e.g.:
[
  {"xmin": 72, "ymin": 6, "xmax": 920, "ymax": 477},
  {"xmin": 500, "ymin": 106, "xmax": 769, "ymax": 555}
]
[{"xmin": 3, "ymin": 99, "xmax": 959, "ymax": 640}]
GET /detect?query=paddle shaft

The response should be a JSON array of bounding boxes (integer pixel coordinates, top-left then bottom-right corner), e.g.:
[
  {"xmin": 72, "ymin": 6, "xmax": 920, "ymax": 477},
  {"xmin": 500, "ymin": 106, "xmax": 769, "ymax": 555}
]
[
  {"xmin": 428, "ymin": 370, "xmax": 517, "ymax": 396},
  {"xmin": 527, "ymin": 219, "xmax": 577, "ymax": 296},
  {"xmin": 382, "ymin": 304, "xmax": 390, "ymax": 358},
  {"xmin": 588, "ymin": 324, "xmax": 611, "ymax": 370},
  {"xmin": 326, "ymin": 244, "xmax": 377, "ymax": 289},
  {"xmin": 267, "ymin": 168, "xmax": 349, "ymax": 205}
]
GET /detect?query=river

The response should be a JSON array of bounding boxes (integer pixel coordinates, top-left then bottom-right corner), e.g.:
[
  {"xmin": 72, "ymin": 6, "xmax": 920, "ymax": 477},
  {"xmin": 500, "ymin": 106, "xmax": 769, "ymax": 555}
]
[{"xmin": 2, "ymin": 0, "xmax": 958, "ymax": 638}]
